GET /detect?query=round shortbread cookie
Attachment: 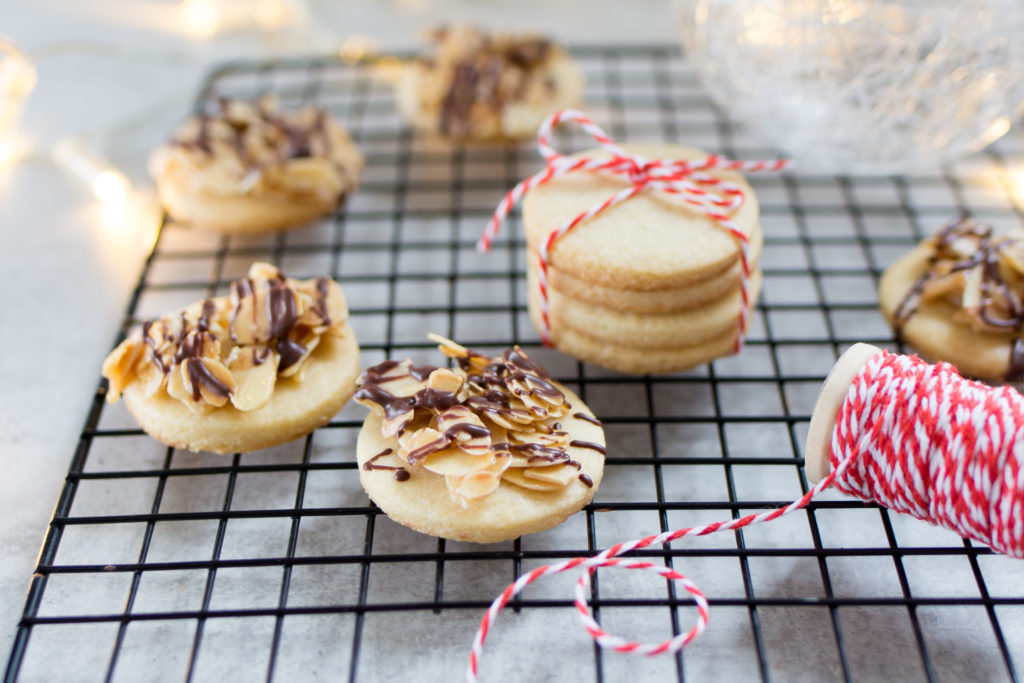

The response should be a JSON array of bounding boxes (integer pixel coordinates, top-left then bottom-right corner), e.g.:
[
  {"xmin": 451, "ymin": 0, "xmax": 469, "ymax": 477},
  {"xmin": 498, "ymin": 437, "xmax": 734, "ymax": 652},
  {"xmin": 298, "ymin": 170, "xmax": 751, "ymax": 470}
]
[
  {"xmin": 879, "ymin": 245, "xmax": 1015, "ymax": 381},
  {"xmin": 356, "ymin": 384, "xmax": 604, "ymax": 543},
  {"xmin": 123, "ymin": 328, "xmax": 360, "ymax": 454},
  {"xmin": 157, "ymin": 165, "xmax": 347, "ymax": 235},
  {"xmin": 394, "ymin": 27, "xmax": 583, "ymax": 142},
  {"xmin": 528, "ymin": 264, "xmax": 762, "ymax": 350},
  {"xmin": 522, "ymin": 143, "xmax": 763, "ymax": 291},
  {"xmin": 529, "ymin": 310, "xmax": 743, "ymax": 374},
  {"xmin": 532, "ymin": 253, "xmax": 754, "ymax": 314},
  {"xmin": 396, "ymin": 51, "xmax": 583, "ymax": 142}
]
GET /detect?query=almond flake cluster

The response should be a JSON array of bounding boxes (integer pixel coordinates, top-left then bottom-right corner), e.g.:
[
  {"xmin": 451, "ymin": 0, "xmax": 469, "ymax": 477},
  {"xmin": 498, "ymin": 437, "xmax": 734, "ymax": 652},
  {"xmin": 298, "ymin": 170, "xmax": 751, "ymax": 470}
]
[
  {"xmin": 902, "ymin": 218, "xmax": 1024, "ymax": 334},
  {"xmin": 103, "ymin": 262, "xmax": 349, "ymax": 413},
  {"xmin": 356, "ymin": 335, "xmax": 583, "ymax": 506},
  {"xmin": 149, "ymin": 96, "xmax": 363, "ymax": 200}
]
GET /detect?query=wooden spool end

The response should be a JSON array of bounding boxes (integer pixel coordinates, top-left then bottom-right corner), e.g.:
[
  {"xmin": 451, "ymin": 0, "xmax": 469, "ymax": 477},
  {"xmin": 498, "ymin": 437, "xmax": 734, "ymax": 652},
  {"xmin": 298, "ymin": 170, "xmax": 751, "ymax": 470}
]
[{"xmin": 804, "ymin": 343, "xmax": 883, "ymax": 483}]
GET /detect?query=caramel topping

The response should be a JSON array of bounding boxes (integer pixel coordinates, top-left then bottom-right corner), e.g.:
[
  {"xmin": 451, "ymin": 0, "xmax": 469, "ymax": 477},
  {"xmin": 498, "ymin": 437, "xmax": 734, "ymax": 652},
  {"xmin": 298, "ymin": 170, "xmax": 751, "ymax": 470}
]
[
  {"xmin": 102, "ymin": 262, "xmax": 349, "ymax": 412},
  {"xmin": 356, "ymin": 335, "xmax": 596, "ymax": 507}
]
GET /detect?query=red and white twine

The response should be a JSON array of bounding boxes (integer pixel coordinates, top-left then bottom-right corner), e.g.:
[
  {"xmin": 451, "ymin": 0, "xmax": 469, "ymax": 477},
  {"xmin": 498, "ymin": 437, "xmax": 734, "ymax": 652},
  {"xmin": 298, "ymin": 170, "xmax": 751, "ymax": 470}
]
[
  {"xmin": 466, "ymin": 351, "xmax": 1024, "ymax": 682},
  {"xmin": 477, "ymin": 109, "xmax": 788, "ymax": 349}
]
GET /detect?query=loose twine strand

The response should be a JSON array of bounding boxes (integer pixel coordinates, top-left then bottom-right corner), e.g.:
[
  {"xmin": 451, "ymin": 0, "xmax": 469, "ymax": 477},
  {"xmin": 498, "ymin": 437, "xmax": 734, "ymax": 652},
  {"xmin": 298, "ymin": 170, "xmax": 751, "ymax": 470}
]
[{"xmin": 465, "ymin": 351, "xmax": 1024, "ymax": 681}]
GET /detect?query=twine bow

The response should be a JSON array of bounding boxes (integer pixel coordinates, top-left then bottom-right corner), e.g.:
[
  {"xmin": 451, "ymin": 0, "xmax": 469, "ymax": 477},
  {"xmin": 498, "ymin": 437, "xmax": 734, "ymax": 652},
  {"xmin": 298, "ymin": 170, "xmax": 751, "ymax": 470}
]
[{"xmin": 478, "ymin": 109, "xmax": 788, "ymax": 350}]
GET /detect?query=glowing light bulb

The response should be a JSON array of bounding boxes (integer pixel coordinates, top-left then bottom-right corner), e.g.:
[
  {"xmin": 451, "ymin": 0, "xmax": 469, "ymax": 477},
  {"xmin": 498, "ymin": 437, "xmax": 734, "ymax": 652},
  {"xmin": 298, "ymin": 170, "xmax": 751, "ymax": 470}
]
[
  {"xmin": 181, "ymin": 0, "xmax": 221, "ymax": 38},
  {"xmin": 1010, "ymin": 168, "xmax": 1024, "ymax": 206},
  {"xmin": 93, "ymin": 171, "xmax": 130, "ymax": 203},
  {"xmin": 52, "ymin": 137, "xmax": 131, "ymax": 204},
  {"xmin": 180, "ymin": 0, "xmax": 306, "ymax": 38},
  {"xmin": 0, "ymin": 39, "xmax": 37, "ymax": 166}
]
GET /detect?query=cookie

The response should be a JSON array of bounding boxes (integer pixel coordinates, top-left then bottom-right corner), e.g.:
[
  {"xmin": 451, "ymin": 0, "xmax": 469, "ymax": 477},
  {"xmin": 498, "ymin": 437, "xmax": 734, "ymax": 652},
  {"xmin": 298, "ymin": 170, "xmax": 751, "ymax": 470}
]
[
  {"xmin": 878, "ymin": 217, "xmax": 1024, "ymax": 382},
  {"xmin": 394, "ymin": 26, "xmax": 584, "ymax": 141},
  {"xmin": 149, "ymin": 97, "xmax": 363, "ymax": 234},
  {"xmin": 535, "ymin": 255, "xmax": 750, "ymax": 314},
  {"xmin": 528, "ymin": 298, "xmax": 753, "ymax": 375},
  {"xmin": 528, "ymin": 265, "xmax": 763, "ymax": 349},
  {"xmin": 102, "ymin": 263, "xmax": 361, "ymax": 453},
  {"xmin": 522, "ymin": 143, "xmax": 763, "ymax": 291},
  {"xmin": 354, "ymin": 336, "xmax": 605, "ymax": 543}
]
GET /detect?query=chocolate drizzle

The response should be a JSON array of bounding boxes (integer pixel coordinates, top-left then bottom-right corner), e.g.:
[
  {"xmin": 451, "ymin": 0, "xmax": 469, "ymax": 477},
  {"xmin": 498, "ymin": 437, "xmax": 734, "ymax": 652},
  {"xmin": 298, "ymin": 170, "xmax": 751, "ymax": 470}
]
[
  {"xmin": 355, "ymin": 340, "xmax": 599, "ymax": 499},
  {"xmin": 429, "ymin": 29, "xmax": 554, "ymax": 137},
  {"xmin": 569, "ymin": 440, "xmax": 606, "ymax": 455},
  {"xmin": 172, "ymin": 97, "xmax": 334, "ymax": 171},
  {"xmin": 312, "ymin": 277, "xmax": 331, "ymax": 324},
  {"xmin": 197, "ymin": 299, "xmax": 215, "ymax": 332},
  {"xmin": 362, "ymin": 448, "xmax": 410, "ymax": 481},
  {"xmin": 141, "ymin": 321, "xmax": 168, "ymax": 374},
  {"xmin": 573, "ymin": 412, "xmax": 602, "ymax": 427},
  {"xmin": 578, "ymin": 473, "xmax": 594, "ymax": 488},
  {"xmin": 184, "ymin": 358, "xmax": 232, "ymax": 401},
  {"xmin": 1008, "ymin": 339, "xmax": 1024, "ymax": 383},
  {"xmin": 892, "ymin": 216, "xmax": 1024, "ymax": 379},
  {"xmin": 267, "ymin": 279, "xmax": 298, "ymax": 339}
]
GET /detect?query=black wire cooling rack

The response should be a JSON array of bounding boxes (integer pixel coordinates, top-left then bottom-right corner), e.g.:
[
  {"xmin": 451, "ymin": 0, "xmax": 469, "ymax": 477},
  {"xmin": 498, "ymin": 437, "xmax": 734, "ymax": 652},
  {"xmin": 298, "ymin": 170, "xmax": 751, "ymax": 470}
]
[{"xmin": 7, "ymin": 46, "xmax": 1024, "ymax": 683}]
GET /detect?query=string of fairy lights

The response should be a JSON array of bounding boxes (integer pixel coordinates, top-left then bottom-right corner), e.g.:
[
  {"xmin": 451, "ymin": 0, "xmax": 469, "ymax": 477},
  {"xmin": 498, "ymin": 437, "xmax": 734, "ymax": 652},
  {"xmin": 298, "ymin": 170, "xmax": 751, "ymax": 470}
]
[{"xmin": 0, "ymin": 0, "xmax": 379, "ymax": 206}]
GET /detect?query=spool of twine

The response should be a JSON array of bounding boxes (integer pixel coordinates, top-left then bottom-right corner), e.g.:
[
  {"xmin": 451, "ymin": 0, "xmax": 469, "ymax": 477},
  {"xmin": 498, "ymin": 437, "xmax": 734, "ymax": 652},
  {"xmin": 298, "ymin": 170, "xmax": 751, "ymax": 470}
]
[{"xmin": 466, "ymin": 344, "xmax": 1024, "ymax": 681}]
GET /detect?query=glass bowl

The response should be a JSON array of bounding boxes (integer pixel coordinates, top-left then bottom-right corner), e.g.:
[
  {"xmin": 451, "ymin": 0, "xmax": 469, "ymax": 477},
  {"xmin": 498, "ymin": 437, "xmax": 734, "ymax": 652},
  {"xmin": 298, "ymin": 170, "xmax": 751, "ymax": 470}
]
[{"xmin": 680, "ymin": 0, "xmax": 1024, "ymax": 174}]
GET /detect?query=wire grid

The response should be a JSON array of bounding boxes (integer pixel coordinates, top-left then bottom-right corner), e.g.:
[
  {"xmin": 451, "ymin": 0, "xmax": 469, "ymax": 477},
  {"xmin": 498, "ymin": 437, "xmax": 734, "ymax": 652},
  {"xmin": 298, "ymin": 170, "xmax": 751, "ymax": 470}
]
[{"xmin": 7, "ymin": 46, "xmax": 1024, "ymax": 683}]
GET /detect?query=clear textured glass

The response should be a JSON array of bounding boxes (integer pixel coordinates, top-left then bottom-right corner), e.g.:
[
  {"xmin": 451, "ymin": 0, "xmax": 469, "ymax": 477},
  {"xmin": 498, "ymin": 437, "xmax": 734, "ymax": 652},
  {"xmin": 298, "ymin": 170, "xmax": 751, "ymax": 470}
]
[{"xmin": 680, "ymin": 0, "xmax": 1024, "ymax": 173}]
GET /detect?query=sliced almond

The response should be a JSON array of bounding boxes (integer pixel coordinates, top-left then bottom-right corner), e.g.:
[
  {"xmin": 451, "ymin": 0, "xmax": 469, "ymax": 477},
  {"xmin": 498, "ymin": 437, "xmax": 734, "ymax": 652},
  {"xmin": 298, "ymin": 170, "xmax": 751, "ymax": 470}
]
[
  {"xmin": 295, "ymin": 277, "xmax": 349, "ymax": 330},
  {"xmin": 920, "ymin": 272, "xmax": 964, "ymax": 302},
  {"xmin": 509, "ymin": 427, "xmax": 568, "ymax": 447},
  {"xmin": 446, "ymin": 471, "xmax": 501, "ymax": 504},
  {"xmin": 436, "ymin": 405, "xmax": 490, "ymax": 456},
  {"xmin": 273, "ymin": 158, "xmax": 343, "ymax": 198},
  {"xmin": 232, "ymin": 281, "xmax": 303, "ymax": 345},
  {"xmin": 167, "ymin": 363, "xmax": 212, "ymax": 414},
  {"xmin": 249, "ymin": 262, "xmax": 284, "ymax": 282},
  {"xmin": 949, "ymin": 236, "xmax": 980, "ymax": 258},
  {"xmin": 102, "ymin": 337, "xmax": 142, "ymax": 402},
  {"xmin": 501, "ymin": 467, "xmax": 563, "ymax": 492},
  {"xmin": 229, "ymin": 349, "xmax": 280, "ymax": 411},
  {"xmin": 278, "ymin": 329, "xmax": 319, "ymax": 379},
  {"xmin": 961, "ymin": 265, "xmax": 983, "ymax": 311},
  {"xmin": 382, "ymin": 407, "xmax": 415, "ymax": 439},
  {"xmin": 427, "ymin": 367, "xmax": 463, "ymax": 394},
  {"xmin": 401, "ymin": 427, "xmax": 449, "ymax": 463},
  {"xmin": 136, "ymin": 360, "xmax": 167, "ymax": 398},
  {"xmin": 522, "ymin": 463, "xmax": 576, "ymax": 487},
  {"xmin": 181, "ymin": 357, "xmax": 236, "ymax": 407},
  {"xmin": 1002, "ymin": 246, "xmax": 1024, "ymax": 277},
  {"xmin": 419, "ymin": 448, "xmax": 493, "ymax": 476},
  {"xmin": 429, "ymin": 333, "xmax": 488, "ymax": 371}
]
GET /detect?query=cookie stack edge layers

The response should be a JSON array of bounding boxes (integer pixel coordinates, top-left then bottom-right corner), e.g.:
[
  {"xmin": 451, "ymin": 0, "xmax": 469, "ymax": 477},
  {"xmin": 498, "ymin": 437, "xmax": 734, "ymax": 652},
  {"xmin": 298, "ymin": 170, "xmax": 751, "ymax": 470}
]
[{"xmin": 521, "ymin": 142, "xmax": 764, "ymax": 374}]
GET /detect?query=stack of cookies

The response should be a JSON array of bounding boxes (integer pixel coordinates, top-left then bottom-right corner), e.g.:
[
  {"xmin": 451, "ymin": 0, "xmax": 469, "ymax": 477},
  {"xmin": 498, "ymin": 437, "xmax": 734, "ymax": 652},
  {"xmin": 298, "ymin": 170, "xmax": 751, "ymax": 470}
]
[{"xmin": 522, "ymin": 143, "xmax": 763, "ymax": 375}]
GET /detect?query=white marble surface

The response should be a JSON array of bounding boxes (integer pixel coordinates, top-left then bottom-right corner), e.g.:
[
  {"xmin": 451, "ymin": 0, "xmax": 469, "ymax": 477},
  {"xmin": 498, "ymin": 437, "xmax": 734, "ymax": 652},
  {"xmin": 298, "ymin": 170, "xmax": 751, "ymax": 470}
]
[{"xmin": 0, "ymin": 0, "xmax": 676, "ymax": 662}]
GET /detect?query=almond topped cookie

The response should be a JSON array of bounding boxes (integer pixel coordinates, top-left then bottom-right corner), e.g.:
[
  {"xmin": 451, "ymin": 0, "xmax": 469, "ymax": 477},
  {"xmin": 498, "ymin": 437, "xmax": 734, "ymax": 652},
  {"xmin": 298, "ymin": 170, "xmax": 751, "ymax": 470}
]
[
  {"xmin": 354, "ymin": 335, "xmax": 605, "ymax": 543},
  {"xmin": 102, "ymin": 262, "xmax": 361, "ymax": 453},
  {"xmin": 879, "ymin": 216, "xmax": 1024, "ymax": 382},
  {"xmin": 149, "ymin": 96, "xmax": 363, "ymax": 233},
  {"xmin": 395, "ymin": 26, "xmax": 583, "ymax": 141}
]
